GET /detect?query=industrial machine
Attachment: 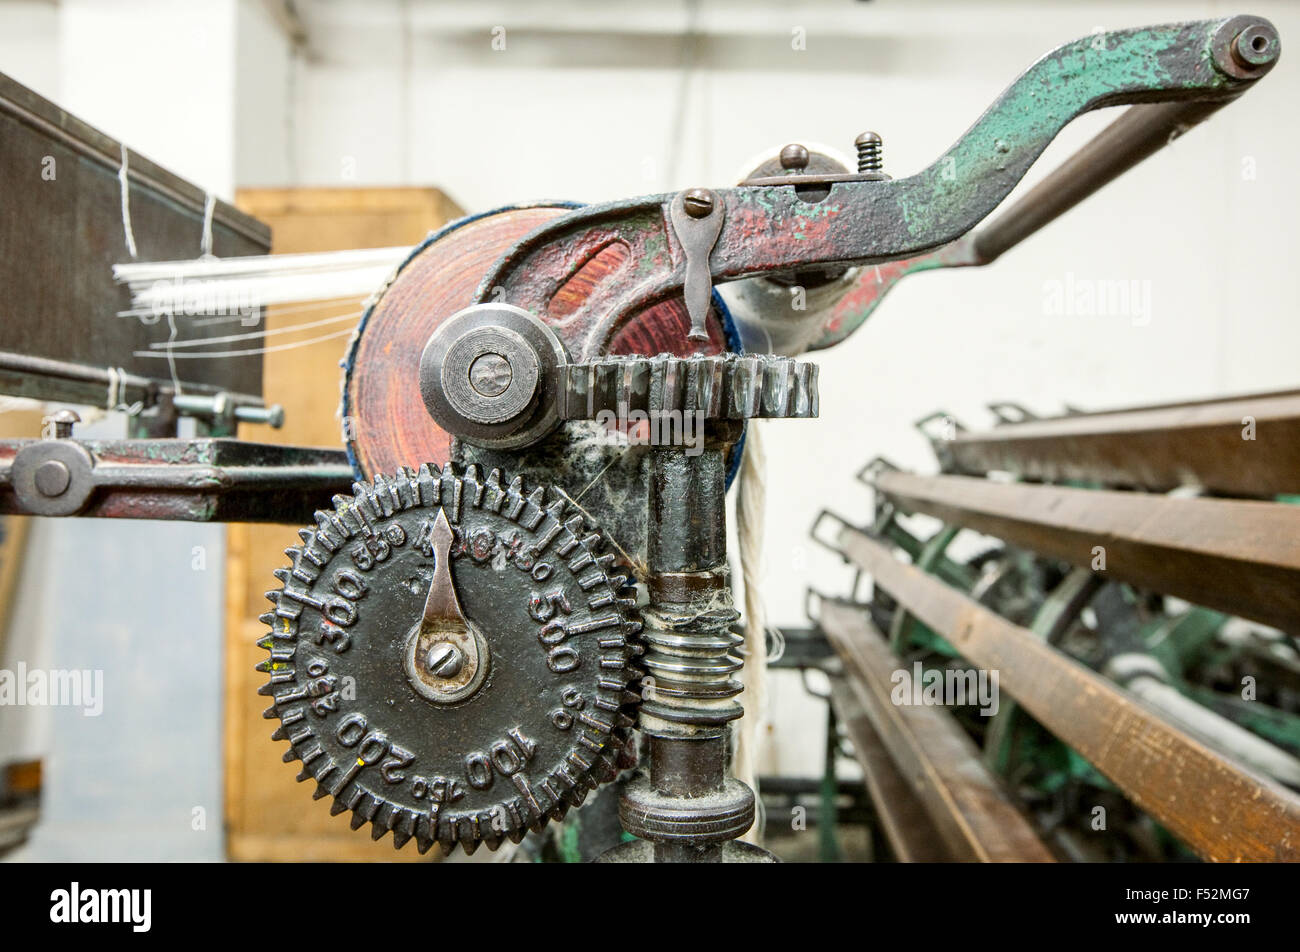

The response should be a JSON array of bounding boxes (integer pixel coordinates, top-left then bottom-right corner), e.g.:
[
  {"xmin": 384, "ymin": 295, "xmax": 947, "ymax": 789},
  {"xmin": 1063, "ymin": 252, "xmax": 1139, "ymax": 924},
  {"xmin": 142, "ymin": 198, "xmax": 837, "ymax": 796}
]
[{"xmin": 1, "ymin": 14, "xmax": 1296, "ymax": 862}]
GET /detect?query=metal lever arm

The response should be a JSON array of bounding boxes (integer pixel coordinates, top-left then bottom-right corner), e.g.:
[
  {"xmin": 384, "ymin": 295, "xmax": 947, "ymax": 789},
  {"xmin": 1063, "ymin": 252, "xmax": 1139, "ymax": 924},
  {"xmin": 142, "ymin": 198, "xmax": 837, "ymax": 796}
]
[{"xmin": 473, "ymin": 16, "xmax": 1278, "ymax": 359}]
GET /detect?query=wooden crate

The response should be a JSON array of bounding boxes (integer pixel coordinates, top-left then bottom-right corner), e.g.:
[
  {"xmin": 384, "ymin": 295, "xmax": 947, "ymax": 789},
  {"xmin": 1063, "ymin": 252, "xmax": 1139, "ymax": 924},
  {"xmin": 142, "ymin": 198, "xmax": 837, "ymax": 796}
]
[{"xmin": 224, "ymin": 187, "xmax": 463, "ymax": 862}]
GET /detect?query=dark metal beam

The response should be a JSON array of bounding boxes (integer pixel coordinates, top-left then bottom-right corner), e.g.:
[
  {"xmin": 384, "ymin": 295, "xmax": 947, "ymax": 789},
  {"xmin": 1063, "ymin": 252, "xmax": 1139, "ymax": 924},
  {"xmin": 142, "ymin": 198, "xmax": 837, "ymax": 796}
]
[
  {"xmin": 871, "ymin": 470, "xmax": 1300, "ymax": 633},
  {"xmin": 827, "ymin": 676, "xmax": 953, "ymax": 862},
  {"xmin": 936, "ymin": 389, "xmax": 1300, "ymax": 497},
  {"xmin": 819, "ymin": 603, "xmax": 1054, "ymax": 862},
  {"xmin": 0, "ymin": 439, "xmax": 353, "ymax": 523},
  {"xmin": 829, "ymin": 526, "xmax": 1300, "ymax": 862}
]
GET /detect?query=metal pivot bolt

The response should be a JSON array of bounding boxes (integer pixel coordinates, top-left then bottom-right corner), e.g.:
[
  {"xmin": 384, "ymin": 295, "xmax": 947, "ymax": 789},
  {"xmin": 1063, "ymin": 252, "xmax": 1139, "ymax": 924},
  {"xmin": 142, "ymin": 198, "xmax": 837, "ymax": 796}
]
[
  {"xmin": 855, "ymin": 131, "xmax": 883, "ymax": 173},
  {"xmin": 682, "ymin": 187, "xmax": 716, "ymax": 219}
]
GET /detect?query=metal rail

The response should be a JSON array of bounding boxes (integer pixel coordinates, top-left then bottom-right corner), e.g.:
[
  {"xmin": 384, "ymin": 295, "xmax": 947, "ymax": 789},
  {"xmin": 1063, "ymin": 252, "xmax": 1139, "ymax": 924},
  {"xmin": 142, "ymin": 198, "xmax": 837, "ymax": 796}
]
[
  {"xmin": 0, "ymin": 439, "xmax": 353, "ymax": 523},
  {"xmin": 820, "ymin": 604, "xmax": 1054, "ymax": 862},
  {"xmin": 867, "ymin": 470, "xmax": 1300, "ymax": 633},
  {"xmin": 934, "ymin": 389, "xmax": 1300, "ymax": 497},
  {"xmin": 826, "ymin": 676, "xmax": 952, "ymax": 862},
  {"xmin": 828, "ymin": 522, "xmax": 1300, "ymax": 862}
]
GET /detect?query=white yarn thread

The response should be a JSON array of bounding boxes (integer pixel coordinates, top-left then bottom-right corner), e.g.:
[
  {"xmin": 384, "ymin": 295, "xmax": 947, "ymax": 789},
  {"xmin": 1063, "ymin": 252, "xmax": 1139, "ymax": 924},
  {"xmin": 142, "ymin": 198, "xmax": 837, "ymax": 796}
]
[
  {"xmin": 105, "ymin": 367, "xmax": 145, "ymax": 416},
  {"xmin": 118, "ymin": 144, "xmax": 138, "ymax": 259},
  {"xmin": 734, "ymin": 422, "xmax": 771, "ymax": 843},
  {"xmin": 200, "ymin": 192, "xmax": 216, "ymax": 258}
]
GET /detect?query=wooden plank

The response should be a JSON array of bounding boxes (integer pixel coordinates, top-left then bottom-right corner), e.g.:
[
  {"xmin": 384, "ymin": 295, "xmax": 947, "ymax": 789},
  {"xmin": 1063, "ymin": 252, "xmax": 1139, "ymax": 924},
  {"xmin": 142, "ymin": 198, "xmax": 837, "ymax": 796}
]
[
  {"xmin": 827, "ymin": 677, "xmax": 953, "ymax": 862},
  {"xmin": 223, "ymin": 187, "xmax": 463, "ymax": 863},
  {"xmin": 821, "ymin": 607, "xmax": 1053, "ymax": 862},
  {"xmin": 872, "ymin": 470, "xmax": 1300, "ymax": 633},
  {"xmin": 832, "ymin": 523, "xmax": 1300, "ymax": 862}
]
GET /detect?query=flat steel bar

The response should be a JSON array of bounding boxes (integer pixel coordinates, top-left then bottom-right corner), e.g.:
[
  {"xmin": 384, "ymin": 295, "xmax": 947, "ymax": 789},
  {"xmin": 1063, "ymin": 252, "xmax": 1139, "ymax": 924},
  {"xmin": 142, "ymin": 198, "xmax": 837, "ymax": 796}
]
[
  {"xmin": 831, "ymin": 524, "xmax": 1300, "ymax": 862},
  {"xmin": 820, "ymin": 602, "xmax": 1054, "ymax": 862},
  {"xmin": 0, "ymin": 439, "xmax": 353, "ymax": 523},
  {"xmin": 826, "ymin": 676, "xmax": 953, "ymax": 863},
  {"xmin": 938, "ymin": 389, "xmax": 1300, "ymax": 497},
  {"xmin": 871, "ymin": 470, "xmax": 1300, "ymax": 633}
]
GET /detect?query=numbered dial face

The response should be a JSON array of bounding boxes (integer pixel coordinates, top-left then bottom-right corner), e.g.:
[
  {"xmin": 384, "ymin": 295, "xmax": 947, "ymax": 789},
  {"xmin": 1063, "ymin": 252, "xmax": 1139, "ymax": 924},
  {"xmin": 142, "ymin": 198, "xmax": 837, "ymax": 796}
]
[{"xmin": 259, "ymin": 463, "xmax": 641, "ymax": 854}]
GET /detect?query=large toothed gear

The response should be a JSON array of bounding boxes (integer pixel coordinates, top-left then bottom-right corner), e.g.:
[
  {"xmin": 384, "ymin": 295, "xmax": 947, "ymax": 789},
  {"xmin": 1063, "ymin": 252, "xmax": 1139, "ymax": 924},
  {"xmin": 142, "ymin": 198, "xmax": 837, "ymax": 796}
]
[
  {"xmin": 558, "ymin": 352, "xmax": 819, "ymax": 422},
  {"xmin": 258, "ymin": 463, "xmax": 642, "ymax": 854}
]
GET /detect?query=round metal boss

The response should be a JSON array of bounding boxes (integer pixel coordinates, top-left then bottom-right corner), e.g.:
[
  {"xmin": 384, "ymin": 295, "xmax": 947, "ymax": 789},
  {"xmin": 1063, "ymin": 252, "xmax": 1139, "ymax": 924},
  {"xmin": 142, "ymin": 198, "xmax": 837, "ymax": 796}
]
[{"xmin": 419, "ymin": 303, "xmax": 567, "ymax": 449}]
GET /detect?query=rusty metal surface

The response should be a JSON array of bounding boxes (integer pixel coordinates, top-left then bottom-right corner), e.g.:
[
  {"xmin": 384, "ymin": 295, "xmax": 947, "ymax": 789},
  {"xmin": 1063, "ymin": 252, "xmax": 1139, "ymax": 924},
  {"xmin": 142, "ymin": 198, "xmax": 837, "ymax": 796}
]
[
  {"xmin": 343, "ymin": 204, "xmax": 729, "ymax": 478},
  {"xmin": 472, "ymin": 18, "xmax": 1275, "ymax": 359},
  {"xmin": 0, "ymin": 72, "xmax": 270, "ymax": 401},
  {"xmin": 936, "ymin": 389, "xmax": 1300, "ymax": 497},
  {"xmin": 830, "ymin": 525, "xmax": 1300, "ymax": 862},
  {"xmin": 870, "ymin": 470, "xmax": 1300, "ymax": 632},
  {"xmin": 819, "ymin": 602, "xmax": 1053, "ymax": 862},
  {"xmin": 826, "ymin": 677, "xmax": 952, "ymax": 862},
  {"xmin": 0, "ymin": 439, "xmax": 351, "ymax": 523}
]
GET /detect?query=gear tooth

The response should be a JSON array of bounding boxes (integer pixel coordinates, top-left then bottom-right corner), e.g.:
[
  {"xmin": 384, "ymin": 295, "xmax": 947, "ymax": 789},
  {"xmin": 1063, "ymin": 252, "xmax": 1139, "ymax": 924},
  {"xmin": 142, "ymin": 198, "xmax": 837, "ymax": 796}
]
[
  {"xmin": 482, "ymin": 832, "xmax": 504, "ymax": 852},
  {"xmin": 312, "ymin": 782, "xmax": 331, "ymax": 801},
  {"xmin": 269, "ymin": 726, "xmax": 287, "ymax": 741},
  {"xmin": 257, "ymin": 682, "xmax": 277, "ymax": 697},
  {"xmin": 264, "ymin": 589, "xmax": 281, "ymax": 604},
  {"xmin": 391, "ymin": 829, "xmax": 413, "ymax": 849},
  {"xmin": 438, "ymin": 840, "xmax": 455, "ymax": 857},
  {"xmin": 418, "ymin": 462, "xmax": 441, "ymax": 480},
  {"xmin": 506, "ymin": 827, "xmax": 527, "ymax": 845},
  {"xmin": 415, "ymin": 833, "xmax": 435, "ymax": 854},
  {"xmin": 615, "ymin": 712, "xmax": 636, "ymax": 730},
  {"xmin": 622, "ymin": 688, "xmax": 642, "ymax": 705},
  {"xmin": 350, "ymin": 808, "xmax": 369, "ymax": 831},
  {"xmin": 257, "ymin": 611, "xmax": 275, "ymax": 626},
  {"xmin": 283, "ymin": 546, "xmax": 302, "ymax": 562},
  {"xmin": 272, "ymin": 568, "xmax": 291, "ymax": 584},
  {"xmin": 369, "ymin": 819, "xmax": 389, "ymax": 841},
  {"xmin": 262, "ymin": 705, "xmax": 278, "ymax": 719},
  {"xmin": 255, "ymin": 634, "xmax": 273, "ymax": 651},
  {"xmin": 298, "ymin": 528, "xmax": 314, "ymax": 545},
  {"xmin": 329, "ymin": 797, "xmax": 349, "ymax": 816},
  {"xmin": 460, "ymin": 835, "xmax": 481, "ymax": 856},
  {"xmin": 295, "ymin": 767, "xmax": 312, "ymax": 782},
  {"xmin": 330, "ymin": 494, "xmax": 351, "ymax": 510},
  {"xmin": 254, "ymin": 659, "xmax": 272, "ymax": 673}
]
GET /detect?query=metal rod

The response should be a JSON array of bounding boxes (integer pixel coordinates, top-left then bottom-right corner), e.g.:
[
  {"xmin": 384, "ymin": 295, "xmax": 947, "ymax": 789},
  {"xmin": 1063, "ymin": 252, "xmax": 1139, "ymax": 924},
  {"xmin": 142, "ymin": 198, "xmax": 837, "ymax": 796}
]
[
  {"xmin": 820, "ymin": 604, "xmax": 1055, "ymax": 862},
  {"xmin": 870, "ymin": 470, "xmax": 1300, "ymax": 633},
  {"xmin": 972, "ymin": 100, "xmax": 1230, "ymax": 264},
  {"xmin": 937, "ymin": 389, "xmax": 1300, "ymax": 498},
  {"xmin": 829, "ymin": 524, "xmax": 1300, "ymax": 862}
]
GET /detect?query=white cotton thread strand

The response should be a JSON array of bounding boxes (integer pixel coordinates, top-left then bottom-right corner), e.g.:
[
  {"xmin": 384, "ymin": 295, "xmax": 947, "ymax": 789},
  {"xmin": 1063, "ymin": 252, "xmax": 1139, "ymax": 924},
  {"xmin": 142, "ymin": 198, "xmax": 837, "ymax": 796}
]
[
  {"xmin": 113, "ymin": 247, "xmax": 412, "ymax": 317},
  {"xmin": 118, "ymin": 144, "xmax": 138, "ymax": 259},
  {"xmin": 200, "ymin": 192, "xmax": 216, "ymax": 257},
  {"xmin": 734, "ymin": 422, "xmax": 770, "ymax": 844}
]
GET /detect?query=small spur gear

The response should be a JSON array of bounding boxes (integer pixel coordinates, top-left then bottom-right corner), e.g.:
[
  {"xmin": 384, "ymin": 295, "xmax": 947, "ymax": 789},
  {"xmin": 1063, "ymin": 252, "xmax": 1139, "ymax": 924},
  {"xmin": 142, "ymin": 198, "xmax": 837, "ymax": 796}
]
[
  {"xmin": 558, "ymin": 352, "xmax": 819, "ymax": 422},
  {"xmin": 258, "ymin": 463, "xmax": 642, "ymax": 854}
]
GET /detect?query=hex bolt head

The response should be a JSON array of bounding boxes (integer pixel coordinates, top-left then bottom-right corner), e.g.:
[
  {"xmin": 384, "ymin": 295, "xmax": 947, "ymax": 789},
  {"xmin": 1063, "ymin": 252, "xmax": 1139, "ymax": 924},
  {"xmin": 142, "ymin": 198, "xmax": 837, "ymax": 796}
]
[
  {"xmin": 33, "ymin": 459, "xmax": 71, "ymax": 497},
  {"xmin": 425, "ymin": 642, "xmax": 465, "ymax": 679},
  {"xmin": 779, "ymin": 143, "xmax": 810, "ymax": 171},
  {"xmin": 682, "ymin": 188, "xmax": 716, "ymax": 219}
]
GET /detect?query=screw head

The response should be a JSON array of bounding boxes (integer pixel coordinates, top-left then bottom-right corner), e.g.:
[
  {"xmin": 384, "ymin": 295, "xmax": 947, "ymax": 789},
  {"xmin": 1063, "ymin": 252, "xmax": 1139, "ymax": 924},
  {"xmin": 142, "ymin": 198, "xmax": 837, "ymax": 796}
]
[
  {"xmin": 682, "ymin": 188, "xmax": 715, "ymax": 219},
  {"xmin": 854, "ymin": 131, "xmax": 882, "ymax": 149},
  {"xmin": 779, "ymin": 143, "xmax": 810, "ymax": 171},
  {"xmin": 425, "ymin": 642, "xmax": 465, "ymax": 679},
  {"xmin": 50, "ymin": 409, "xmax": 81, "ymax": 439},
  {"xmin": 33, "ymin": 459, "xmax": 70, "ymax": 497}
]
